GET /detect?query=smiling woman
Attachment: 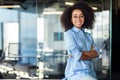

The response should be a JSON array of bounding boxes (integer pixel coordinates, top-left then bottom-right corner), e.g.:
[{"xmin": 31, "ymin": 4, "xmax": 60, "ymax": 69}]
[{"xmin": 61, "ymin": 1, "xmax": 99, "ymax": 80}]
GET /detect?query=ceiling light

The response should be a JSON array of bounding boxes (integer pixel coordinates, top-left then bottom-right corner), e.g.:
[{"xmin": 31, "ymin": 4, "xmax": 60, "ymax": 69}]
[
  {"xmin": 43, "ymin": 11, "xmax": 63, "ymax": 14},
  {"xmin": 92, "ymin": 6, "xmax": 98, "ymax": 10},
  {"xmin": 65, "ymin": 2, "xmax": 74, "ymax": 6},
  {"xmin": 0, "ymin": 5, "xmax": 21, "ymax": 8}
]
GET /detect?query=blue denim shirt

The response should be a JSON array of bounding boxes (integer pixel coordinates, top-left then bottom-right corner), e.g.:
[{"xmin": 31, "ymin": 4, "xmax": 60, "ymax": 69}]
[{"xmin": 63, "ymin": 26, "xmax": 99, "ymax": 80}]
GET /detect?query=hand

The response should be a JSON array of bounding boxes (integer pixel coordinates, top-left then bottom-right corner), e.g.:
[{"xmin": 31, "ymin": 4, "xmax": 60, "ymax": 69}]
[{"xmin": 80, "ymin": 52, "xmax": 92, "ymax": 60}]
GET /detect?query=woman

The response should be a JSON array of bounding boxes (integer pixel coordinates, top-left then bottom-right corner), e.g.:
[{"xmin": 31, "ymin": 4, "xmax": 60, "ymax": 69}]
[{"xmin": 61, "ymin": 1, "xmax": 99, "ymax": 80}]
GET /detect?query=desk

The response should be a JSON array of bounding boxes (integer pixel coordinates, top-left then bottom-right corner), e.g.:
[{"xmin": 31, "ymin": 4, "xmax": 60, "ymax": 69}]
[{"xmin": 1, "ymin": 55, "xmax": 41, "ymax": 79}]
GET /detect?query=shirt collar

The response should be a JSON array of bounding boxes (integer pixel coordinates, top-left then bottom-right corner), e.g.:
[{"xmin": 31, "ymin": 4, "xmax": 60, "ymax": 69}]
[{"xmin": 72, "ymin": 26, "xmax": 84, "ymax": 33}]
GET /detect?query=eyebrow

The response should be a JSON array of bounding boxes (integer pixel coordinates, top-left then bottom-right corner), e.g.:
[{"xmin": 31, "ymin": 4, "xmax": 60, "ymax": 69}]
[{"xmin": 72, "ymin": 14, "xmax": 84, "ymax": 15}]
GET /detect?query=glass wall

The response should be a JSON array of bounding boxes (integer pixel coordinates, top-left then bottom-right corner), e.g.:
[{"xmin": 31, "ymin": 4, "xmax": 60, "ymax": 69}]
[
  {"xmin": 0, "ymin": 0, "xmax": 38, "ymax": 79},
  {"xmin": 36, "ymin": 0, "xmax": 111, "ymax": 79},
  {"xmin": 0, "ymin": 0, "xmax": 111, "ymax": 79}
]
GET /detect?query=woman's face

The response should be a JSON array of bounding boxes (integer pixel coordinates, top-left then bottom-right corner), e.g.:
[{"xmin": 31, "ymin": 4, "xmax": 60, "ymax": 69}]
[{"xmin": 71, "ymin": 9, "xmax": 85, "ymax": 29}]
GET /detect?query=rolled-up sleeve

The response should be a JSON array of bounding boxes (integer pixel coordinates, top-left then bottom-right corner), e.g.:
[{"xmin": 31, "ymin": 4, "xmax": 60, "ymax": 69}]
[
  {"xmin": 93, "ymin": 41, "xmax": 100, "ymax": 56},
  {"xmin": 90, "ymin": 35, "xmax": 100, "ymax": 57},
  {"xmin": 64, "ymin": 32, "xmax": 82, "ymax": 61}
]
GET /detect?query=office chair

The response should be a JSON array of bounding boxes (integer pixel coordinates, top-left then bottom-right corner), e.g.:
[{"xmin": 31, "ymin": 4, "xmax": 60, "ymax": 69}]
[{"xmin": 4, "ymin": 43, "xmax": 21, "ymax": 75}]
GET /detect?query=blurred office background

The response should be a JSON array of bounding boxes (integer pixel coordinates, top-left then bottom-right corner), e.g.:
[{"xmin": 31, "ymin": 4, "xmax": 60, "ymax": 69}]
[{"xmin": 0, "ymin": 0, "xmax": 113, "ymax": 79}]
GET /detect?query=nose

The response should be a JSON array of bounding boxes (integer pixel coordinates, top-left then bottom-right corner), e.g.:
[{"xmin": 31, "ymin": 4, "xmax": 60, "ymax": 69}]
[{"xmin": 77, "ymin": 17, "xmax": 82, "ymax": 21}]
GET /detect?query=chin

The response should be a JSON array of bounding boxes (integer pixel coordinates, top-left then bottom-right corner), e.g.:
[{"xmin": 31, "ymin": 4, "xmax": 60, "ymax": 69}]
[{"xmin": 76, "ymin": 27, "xmax": 82, "ymax": 29}]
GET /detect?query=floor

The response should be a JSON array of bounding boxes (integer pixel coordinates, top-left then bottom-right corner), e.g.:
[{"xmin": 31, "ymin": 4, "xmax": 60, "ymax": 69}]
[{"xmin": 0, "ymin": 61, "xmax": 110, "ymax": 80}]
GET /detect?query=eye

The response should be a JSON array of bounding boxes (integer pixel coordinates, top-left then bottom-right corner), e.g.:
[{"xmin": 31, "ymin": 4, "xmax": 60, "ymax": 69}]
[
  {"xmin": 73, "ymin": 16, "xmax": 77, "ymax": 18},
  {"xmin": 80, "ymin": 15, "xmax": 84, "ymax": 18}
]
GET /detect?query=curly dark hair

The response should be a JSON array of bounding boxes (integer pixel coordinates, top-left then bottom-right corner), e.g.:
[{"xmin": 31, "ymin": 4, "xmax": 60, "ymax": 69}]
[{"xmin": 61, "ymin": 1, "xmax": 95, "ymax": 31}]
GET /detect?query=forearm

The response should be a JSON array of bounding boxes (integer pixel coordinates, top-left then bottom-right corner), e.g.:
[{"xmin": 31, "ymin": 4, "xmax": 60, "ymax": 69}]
[
  {"xmin": 80, "ymin": 50, "xmax": 99, "ymax": 60},
  {"xmin": 83, "ymin": 50, "xmax": 99, "ymax": 58},
  {"xmin": 80, "ymin": 52, "xmax": 92, "ymax": 60}
]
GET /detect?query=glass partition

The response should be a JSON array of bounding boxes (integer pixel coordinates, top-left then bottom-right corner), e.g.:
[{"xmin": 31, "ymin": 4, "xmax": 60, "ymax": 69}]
[
  {"xmin": 37, "ymin": 0, "xmax": 111, "ymax": 80},
  {"xmin": 0, "ymin": 0, "xmax": 38, "ymax": 79},
  {"xmin": 0, "ymin": 0, "xmax": 111, "ymax": 79}
]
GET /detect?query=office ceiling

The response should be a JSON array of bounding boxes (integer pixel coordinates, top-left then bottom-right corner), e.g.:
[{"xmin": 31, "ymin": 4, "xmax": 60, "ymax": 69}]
[
  {"xmin": 0, "ymin": 0, "xmax": 111, "ymax": 11},
  {"xmin": 0, "ymin": 0, "xmax": 101, "ymax": 5}
]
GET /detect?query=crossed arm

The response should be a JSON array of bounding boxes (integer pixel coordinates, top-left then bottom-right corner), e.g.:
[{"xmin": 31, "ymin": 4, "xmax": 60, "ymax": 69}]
[{"xmin": 80, "ymin": 46, "xmax": 99, "ymax": 60}]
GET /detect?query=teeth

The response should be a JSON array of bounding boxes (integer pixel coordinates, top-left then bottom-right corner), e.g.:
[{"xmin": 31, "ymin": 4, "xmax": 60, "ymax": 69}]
[{"xmin": 77, "ymin": 23, "xmax": 81, "ymax": 24}]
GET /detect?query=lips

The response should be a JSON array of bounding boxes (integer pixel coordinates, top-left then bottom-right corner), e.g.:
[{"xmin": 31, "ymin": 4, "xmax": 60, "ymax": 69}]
[{"xmin": 76, "ymin": 22, "xmax": 82, "ymax": 25}]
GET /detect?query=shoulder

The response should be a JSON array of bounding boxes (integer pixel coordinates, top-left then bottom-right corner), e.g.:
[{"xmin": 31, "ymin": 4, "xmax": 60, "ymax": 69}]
[
  {"xmin": 64, "ymin": 29, "xmax": 75, "ymax": 36},
  {"xmin": 64, "ymin": 29, "xmax": 76, "ymax": 40}
]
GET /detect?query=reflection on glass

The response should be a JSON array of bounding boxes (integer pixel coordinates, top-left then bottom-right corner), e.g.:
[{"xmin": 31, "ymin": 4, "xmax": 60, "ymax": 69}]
[
  {"xmin": 37, "ymin": 13, "xmax": 66, "ymax": 79},
  {"xmin": 0, "ymin": 0, "xmax": 111, "ymax": 79},
  {"xmin": 37, "ymin": 1, "xmax": 111, "ymax": 80}
]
